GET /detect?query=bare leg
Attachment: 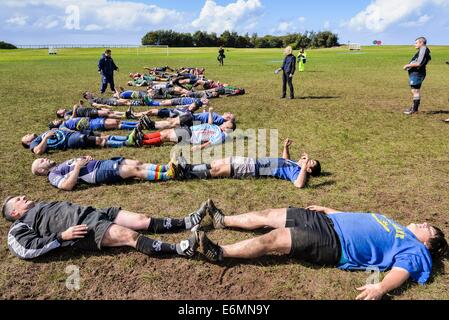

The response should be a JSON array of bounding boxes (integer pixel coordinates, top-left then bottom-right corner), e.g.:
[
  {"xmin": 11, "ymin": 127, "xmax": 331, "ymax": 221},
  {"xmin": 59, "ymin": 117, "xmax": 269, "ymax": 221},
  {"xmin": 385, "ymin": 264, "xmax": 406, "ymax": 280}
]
[
  {"xmin": 113, "ymin": 210, "xmax": 151, "ymax": 230},
  {"xmin": 155, "ymin": 118, "xmax": 179, "ymax": 130},
  {"xmin": 223, "ymin": 208, "xmax": 288, "ymax": 230},
  {"xmin": 222, "ymin": 228, "xmax": 292, "ymax": 259},
  {"xmin": 118, "ymin": 164, "xmax": 147, "ymax": 180},
  {"xmin": 101, "ymin": 224, "xmax": 140, "ymax": 248},
  {"xmin": 104, "ymin": 119, "xmax": 120, "ymax": 129}
]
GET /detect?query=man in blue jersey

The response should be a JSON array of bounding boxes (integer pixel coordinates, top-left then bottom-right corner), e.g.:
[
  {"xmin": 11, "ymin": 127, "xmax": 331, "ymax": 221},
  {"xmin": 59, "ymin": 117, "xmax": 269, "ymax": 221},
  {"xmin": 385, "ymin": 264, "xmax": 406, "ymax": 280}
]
[
  {"xmin": 178, "ymin": 138, "xmax": 321, "ymax": 188},
  {"xmin": 31, "ymin": 156, "xmax": 177, "ymax": 190},
  {"xmin": 197, "ymin": 200, "xmax": 448, "ymax": 300},
  {"xmin": 48, "ymin": 117, "xmax": 139, "ymax": 132},
  {"xmin": 21, "ymin": 128, "xmax": 141, "ymax": 155}
]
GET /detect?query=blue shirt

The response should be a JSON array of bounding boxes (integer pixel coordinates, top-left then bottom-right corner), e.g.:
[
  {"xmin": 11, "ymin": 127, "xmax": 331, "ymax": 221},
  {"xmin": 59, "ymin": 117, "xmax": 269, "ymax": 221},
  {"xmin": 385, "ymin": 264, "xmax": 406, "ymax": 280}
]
[
  {"xmin": 256, "ymin": 158, "xmax": 301, "ymax": 183},
  {"xmin": 329, "ymin": 213, "xmax": 432, "ymax": 284},
  {"xmin": 192, "ymin": 112, "xmax": 225, "ymax": 125},
  {"xmin": 48, "ymin": 159, "xmax": 101, "ymax": 188},
  {"xmin": 30, "ymin": 130, "xmax": 72, "ymax": 152}
]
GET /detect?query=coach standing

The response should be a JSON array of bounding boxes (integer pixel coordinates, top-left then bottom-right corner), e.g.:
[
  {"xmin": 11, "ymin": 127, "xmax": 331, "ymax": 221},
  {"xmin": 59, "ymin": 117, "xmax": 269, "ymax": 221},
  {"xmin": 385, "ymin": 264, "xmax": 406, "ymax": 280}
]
[
  {"xmin": 98, "ymin": 49, "xmax": 119, "ymax": 94},
  {"xmin": 403, "ymin": 37, "xmax": 431, "ymax": 115},
  {"xmin": 278, "ymin": 46, "xmax": 296, "ymax": 99}
]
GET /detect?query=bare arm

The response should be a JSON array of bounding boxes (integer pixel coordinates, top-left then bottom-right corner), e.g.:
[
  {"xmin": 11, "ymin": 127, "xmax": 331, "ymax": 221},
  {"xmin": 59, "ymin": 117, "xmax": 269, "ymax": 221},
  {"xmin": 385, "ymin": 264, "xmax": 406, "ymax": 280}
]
[
  {"xmin": 293, "ymin": 167, "xmax": 308, "ymax": 189},
  {"xmin": 192, "ymin": 142, "xmax": 212, "ymax": 152},
  {"xmin": 356, "ymin": 268, "xmax": 410, "ymax": 300},
  {"xmin": 208, "ymin": 107, "xmax": 214, "ymax": 125},
  {"xmin": 306, "ymin": 205, "xmax": 342, "ymax": 214},
  {"xmin": 282, "ymin": 138, "xmax": 292, "ymax": 160},
  {"xmin": 58, "ymin": 157, "xmax": 91, "ymax": 191},
  {"xmin": 71, "ymin": 104, "xmax": 78, "ymax": 118},
  {"xmin": 32, "ymin": 132, "xmax": 55, "ymax": 155}
]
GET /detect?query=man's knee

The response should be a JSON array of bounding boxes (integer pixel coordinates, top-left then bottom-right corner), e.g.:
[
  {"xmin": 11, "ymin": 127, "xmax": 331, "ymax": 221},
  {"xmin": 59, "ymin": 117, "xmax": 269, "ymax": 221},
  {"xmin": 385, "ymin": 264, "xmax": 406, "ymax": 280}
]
[{"xmin": 262, "ymin": 228, "xmax": 291, "ymax": 253}]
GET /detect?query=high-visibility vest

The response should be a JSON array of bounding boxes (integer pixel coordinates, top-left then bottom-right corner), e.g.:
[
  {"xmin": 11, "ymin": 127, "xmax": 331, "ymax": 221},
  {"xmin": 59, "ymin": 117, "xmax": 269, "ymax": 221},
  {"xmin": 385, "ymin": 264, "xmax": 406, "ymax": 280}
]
[{"xmin": 298, "ymin": 52, "xmax": 307, "ymax": 72}]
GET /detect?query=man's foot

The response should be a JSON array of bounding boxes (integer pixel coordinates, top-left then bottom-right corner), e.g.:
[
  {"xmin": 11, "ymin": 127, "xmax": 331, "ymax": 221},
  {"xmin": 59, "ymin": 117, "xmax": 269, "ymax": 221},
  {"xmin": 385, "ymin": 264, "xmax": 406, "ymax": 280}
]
[
  {"xmin": 288, "ymin": 96, "xmax": 295, "ymax": 99},
  {"xmin": 173, "ymin": 154, "xmax": 191, "ymax": 180},
  {"xmin": 139, "ymin": 114, "xmax": 155, "ymax": 130},
  {"xmin": 185, "ymin": 201, "xmax": 208, "ymax": 231},
  {"xmin": 125, "ymin": 106, "xmax": 136, "ymax": 119},
  {"xmin": 403, "ymin": 108, "xmax": 418, "ymax": 115},
  {"xmin": 198, "ymin": 231, "xmax": 223, "ymax": 262},
  {"xmin": 280, "ymin": 95, "xmax": 286, "ymax": 99},
  {"xmin": 443, "ymin": 118, "xmax": 449, "ymax": 123},
  {"xmin": 165, "ymin": 162, "xmax": 178, "ymax": 180},
  {"xmin": 176, "ymin": 231, "xmax": 199, "ymax": 257},
  {"xmin": 127, "ymin": 128, "xmax": 142, "ymax": 147},
  {"xmin": 207, "ymin": 199, "xmax": 225, "ymax": 229}
]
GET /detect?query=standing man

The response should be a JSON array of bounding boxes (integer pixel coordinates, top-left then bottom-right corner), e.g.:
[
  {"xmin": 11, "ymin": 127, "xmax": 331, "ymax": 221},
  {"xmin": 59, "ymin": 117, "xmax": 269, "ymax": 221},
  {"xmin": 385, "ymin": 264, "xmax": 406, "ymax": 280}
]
[
  {"xmin": 98, "ymin": 49, "xmax": 119, "ymax": 94},
  {"xmin": 218, "ymin": 46, "xmax": 226, "ymax": 66},
  {"xmin": 276, "ymin": 46, "xmax": 296, "ymax": 99},
  {"xmin": 297, "ymin": 48, "xmax": 307, "ymax": 72},
  {"xmin": 403, "ymin": 37, "xmax": 431, "ymax": 115}
]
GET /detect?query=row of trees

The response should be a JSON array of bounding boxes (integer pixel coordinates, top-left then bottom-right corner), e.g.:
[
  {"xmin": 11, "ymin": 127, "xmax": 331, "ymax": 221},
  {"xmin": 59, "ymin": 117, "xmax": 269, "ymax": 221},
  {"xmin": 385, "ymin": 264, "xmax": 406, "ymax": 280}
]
[
  {"xmin": 142, "ymin": 30, "xmax": 339, "ymax": 49},
  {"xmin": 0, "ymin": 41, "xmax": 17, "ymax": 49}
]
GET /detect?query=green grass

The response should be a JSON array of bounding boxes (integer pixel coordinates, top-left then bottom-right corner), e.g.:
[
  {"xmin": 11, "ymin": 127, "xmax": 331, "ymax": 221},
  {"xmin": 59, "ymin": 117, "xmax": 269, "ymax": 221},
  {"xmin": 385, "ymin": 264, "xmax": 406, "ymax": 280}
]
[{"xmin": 0, "ymin": 46, "xmax": 448, "ymax": 300}]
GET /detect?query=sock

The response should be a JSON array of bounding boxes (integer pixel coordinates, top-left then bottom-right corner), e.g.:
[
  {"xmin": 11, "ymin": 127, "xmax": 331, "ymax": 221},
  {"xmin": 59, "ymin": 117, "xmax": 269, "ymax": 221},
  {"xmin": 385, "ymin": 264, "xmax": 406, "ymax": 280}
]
[
  {"xmin": 147, "ymin": 166, "xmax": 173, "ymax": 181},
  {"xmin": 151, "ymin": 101, "xmax": 161, "ymax": 106},
  {"xmin": 106, "ymin": 137, "xmax": 126, "ymax": 148},
  {"xmin": 188, "ymin": 164, "xmax": 212, "ymax": 179},
  {"xmin": 136, "ymin": 235, "xmax": 177, "ymax": 255},
  {"xmin": 144, "ymin": 132, "xmax": 161, "ymax": 140},
  {"xmin": 148, "ymin": 217, "xmax": 186, "ymax": 233},
  {"xmin": 143, "ymin": 137, "xmax": 162, "ymax": 146},
  {"xmin": 413, "ymin": 98, "xmax": 420, "ymax": 112},
  {"xmin": 119, "ymin": 121, "xmax": 138, "ymax": 130},
  {"xmin": 147, "ymin": 164, "xmax": 169, "ymax": 172},
  {"xmin": 109, "ymin": 135, "xmax": 128, "ymax": 142}
]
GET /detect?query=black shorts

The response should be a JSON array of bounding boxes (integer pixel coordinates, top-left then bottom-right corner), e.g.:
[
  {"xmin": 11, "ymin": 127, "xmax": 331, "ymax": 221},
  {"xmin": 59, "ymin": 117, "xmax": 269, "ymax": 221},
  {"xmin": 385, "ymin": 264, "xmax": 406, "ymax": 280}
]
[
  {"xmin": 179, "ymin": 113, "xmax": 193, "ymax": 127},
  {"xmin": 72, "ymin": 207, "xmax": 121, "ymax": 251},
  {"xmin": 286, "ymin": 208, "xmax": 341, "ymax": 266},
  {"xmin": 174, "ymin": 126, "xmax": 192, "ymax": 143}
]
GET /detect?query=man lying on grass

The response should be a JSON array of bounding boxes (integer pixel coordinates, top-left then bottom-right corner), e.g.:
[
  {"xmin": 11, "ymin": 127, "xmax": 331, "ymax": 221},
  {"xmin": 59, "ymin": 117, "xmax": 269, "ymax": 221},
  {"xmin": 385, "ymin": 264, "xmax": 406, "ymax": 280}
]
[
  {"xmin": 1, "ymin": 195, "xmax": 204, "ymax": 260},
  {"xmin": 49, "ymin": 117, "xmax": 139, "ymax": 132},
  {"xmin": 139, "ymin": 107, "xmax": 235, "ymax": 131},
  {"xmin": 21, "ymin": 128, "xmax": 140, "ymax": 155},
  {"xmin": 177, "ymin": 138, "xmax": 320, "ymax": 189},
  {"xmin": 31, "ymin": 155, "xmax": 178, "ymax": 190},
  {"xmin": 56, "ymin": 101, "xmax": 135, "ymax": 120},
  {"xmin": 136, "ymin": 117, "xmax": 236, "ymax": 151},
  {"xmin": 197, "ymin": 200, "xmax": 448, "ymax": 300}
]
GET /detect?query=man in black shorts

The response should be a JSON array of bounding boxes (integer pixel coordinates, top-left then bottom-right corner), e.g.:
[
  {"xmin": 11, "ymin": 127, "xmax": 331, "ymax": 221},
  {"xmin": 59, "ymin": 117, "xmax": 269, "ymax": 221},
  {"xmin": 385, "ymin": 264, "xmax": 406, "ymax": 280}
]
[
  {"xmin": 2, "ymin": 195, "xmax": 206, "ymax": 260},
  {"xmin": 403, "ymin": 37, "xmax": 431, "ymax": 115},
  {"xmin": 56, "ymin": 101, "xmax": 133, "ymax": 120},
  {"xmin": 197, "ymin": 200, "xmax": 447, "ymax": 300}
]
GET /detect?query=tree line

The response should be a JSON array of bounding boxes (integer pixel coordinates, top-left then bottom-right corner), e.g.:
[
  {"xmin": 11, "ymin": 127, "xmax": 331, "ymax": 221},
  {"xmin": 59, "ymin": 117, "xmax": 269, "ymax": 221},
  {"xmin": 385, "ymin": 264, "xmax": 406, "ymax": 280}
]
[{"xmin": 142, "ymin": 30, "xmax": 339, "ymax": 49}]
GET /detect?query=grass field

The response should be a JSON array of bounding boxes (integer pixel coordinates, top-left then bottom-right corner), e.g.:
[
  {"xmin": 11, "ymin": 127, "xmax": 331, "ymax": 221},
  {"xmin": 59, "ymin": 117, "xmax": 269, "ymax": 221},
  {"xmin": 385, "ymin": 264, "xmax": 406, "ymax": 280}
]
[{"xmin": 0, "ymin": 46, "xmax": 448, "ymax": 300}]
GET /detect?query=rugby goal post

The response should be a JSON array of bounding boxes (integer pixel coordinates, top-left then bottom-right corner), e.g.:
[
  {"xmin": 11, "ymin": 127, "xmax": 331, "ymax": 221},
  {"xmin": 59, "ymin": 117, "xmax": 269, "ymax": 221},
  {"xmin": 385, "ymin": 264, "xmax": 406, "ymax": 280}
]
[
  {"xmin": 136, "ymin": 45, "xmax": 169, "ymax": 56},
  {"xmin": 348, "ymin": 43, "xmax": 361, "ymax": 51}
]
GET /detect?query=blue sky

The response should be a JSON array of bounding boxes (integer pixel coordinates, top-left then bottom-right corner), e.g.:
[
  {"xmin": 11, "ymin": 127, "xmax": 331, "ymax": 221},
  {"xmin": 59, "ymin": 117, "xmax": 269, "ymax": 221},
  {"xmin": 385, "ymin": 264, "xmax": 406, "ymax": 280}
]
[{"xmin": 2, "ymin": 0, "xmax": 449, "ymax": 45}]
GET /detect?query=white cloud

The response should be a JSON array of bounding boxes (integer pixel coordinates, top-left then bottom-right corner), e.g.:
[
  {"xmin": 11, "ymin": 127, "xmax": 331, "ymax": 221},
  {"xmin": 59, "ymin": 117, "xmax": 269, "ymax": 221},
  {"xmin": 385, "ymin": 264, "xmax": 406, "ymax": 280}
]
[
  {"xmin": 85, "ymin": 24, "xmax": 103, "ymax": 31},
  {"xmin": 272, "ymin": 16, "xmax": 306, "ymax": 34},
  {"xmin": 346, "ymin": 0, "xmax": 448, "ymax": 32},
  {"xmin": 6, "ymin": 15, "xmax": 28, "ymax": 26},
  {"xmin": 401, "ymin": 14, "xmax": 432, "ymax": 27},
  {"xmin": 191, "ymin": 0, "xmax": 263, "ymax": 33},
  {"xmin": 323, "ymin": 20, "xmax": 330, "ymax": 29},
  {"xmin": 2, "ymin": 0, "xmax": 184, "ymax": 32}
]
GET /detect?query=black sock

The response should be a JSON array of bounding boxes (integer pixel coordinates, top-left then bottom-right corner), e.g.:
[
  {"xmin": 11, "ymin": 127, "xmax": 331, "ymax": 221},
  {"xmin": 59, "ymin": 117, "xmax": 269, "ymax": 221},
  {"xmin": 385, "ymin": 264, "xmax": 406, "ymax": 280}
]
[
  {"xmin": 148, "ymin": 217, "xmax": 186, "ymax": 233},
  {"xmin": 188, "ymin": 164, "xmax": 212, "ymax": 179},
  {"xmin": 413, "ymin": 98, "xmax": 420, "ymax": 112},
  {"xmin": 136, "ymin": 235, "xmax": 177, "ymax": 255}
]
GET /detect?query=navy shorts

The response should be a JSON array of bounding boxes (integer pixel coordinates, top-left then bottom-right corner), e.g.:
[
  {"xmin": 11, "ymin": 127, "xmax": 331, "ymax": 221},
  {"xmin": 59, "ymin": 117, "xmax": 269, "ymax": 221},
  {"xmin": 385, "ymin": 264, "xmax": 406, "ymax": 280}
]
[
  {"xmin": 409, "ymin": 72, "xmax": 426, "ymax": 89},
  {"xmin": 89, "ymin": 118, "xmax": 105, "ymax": 131},
  {"xmin": 95, "ymin": 157, "xmax": 125, "ymax": 184},
  {"xmin": 66, "ymin": 132, "xmax": 96, "ymax": 149}
]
